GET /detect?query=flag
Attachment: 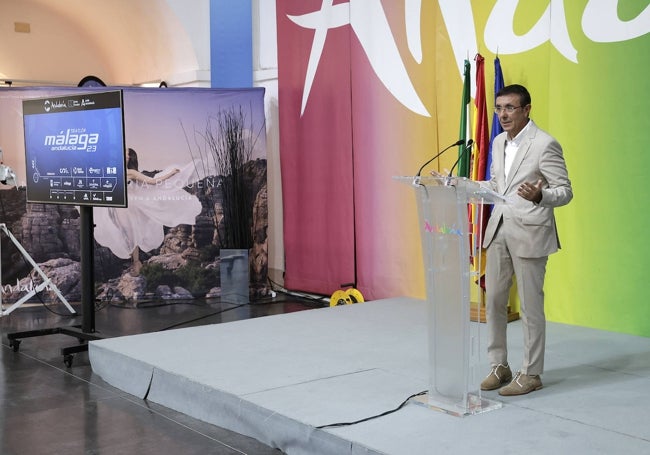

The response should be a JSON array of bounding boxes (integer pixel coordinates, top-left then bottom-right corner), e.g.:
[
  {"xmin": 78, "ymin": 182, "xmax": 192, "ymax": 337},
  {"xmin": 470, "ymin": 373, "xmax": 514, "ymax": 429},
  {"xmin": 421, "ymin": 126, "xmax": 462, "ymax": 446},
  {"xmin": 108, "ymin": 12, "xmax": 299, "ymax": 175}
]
[
  {"xmin": 470, "ymin": 54, "xmax": 490, "ymax": 287},
  {"xmin": 474, "ymin": 56, "xmax": 506, "ymax": 291},
  {"xmin": 486, "ymin": 57, "xmax": 505, "ymax": 180},
  {"xmin": 457, "ymin": 59, "xmax": 471, "ymax": 177},
  {"xmin": 471, "ymin": 54, "xmax": 489, "ymax": 182}
]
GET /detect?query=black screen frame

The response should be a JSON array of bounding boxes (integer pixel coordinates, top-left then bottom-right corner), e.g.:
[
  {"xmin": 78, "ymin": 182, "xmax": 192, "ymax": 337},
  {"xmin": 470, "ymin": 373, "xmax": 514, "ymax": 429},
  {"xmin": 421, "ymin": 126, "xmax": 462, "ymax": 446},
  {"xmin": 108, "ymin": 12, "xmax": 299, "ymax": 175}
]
[{"xmin": 22, "ymin": 90, "xmax": 128, "ymax": 208}]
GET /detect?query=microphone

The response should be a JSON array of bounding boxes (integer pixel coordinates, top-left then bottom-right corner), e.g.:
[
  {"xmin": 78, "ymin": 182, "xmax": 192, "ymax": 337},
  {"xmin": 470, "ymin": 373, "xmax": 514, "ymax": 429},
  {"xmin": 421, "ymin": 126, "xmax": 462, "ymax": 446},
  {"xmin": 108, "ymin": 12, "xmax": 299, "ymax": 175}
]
[
  {"xmin": 415, "ymin": 139, "xmax": 465, "ymax": 178},
  {"xmin": 448, "ymin": 139, "xmax": 474, "ymax": 178}
]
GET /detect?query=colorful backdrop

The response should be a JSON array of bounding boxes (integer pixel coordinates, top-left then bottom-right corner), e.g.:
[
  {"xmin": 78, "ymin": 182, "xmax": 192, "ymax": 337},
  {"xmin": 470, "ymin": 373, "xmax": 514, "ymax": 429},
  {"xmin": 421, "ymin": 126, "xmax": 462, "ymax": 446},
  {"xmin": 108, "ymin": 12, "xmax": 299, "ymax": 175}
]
[{"xmin": 277, "ymin": 1, "xmax": 650, "ymax": 336}]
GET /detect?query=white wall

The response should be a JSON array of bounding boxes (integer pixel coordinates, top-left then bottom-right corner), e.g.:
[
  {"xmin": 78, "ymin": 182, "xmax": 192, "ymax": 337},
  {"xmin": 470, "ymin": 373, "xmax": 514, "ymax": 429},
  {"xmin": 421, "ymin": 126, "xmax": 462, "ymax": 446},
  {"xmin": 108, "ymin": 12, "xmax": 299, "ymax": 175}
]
[
  {"xmin": 0, "ymin": 0, "xmax": 209, "ymax": 87},
  {"xmin": 163, "ymin": 0, "xmax": 212, "ymax": 87},
  {"xmin": 252, "ymin": 0, "xmax": 283, "ymax": 283}
]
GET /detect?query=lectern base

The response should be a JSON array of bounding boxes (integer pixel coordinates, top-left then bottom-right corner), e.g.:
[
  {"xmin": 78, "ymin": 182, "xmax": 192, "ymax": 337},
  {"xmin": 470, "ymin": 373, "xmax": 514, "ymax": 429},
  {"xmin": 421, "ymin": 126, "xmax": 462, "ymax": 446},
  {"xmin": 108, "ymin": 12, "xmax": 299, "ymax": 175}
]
[{"xmin": 414, "ymin": 392, "xmax": 503, "ymax": 417}]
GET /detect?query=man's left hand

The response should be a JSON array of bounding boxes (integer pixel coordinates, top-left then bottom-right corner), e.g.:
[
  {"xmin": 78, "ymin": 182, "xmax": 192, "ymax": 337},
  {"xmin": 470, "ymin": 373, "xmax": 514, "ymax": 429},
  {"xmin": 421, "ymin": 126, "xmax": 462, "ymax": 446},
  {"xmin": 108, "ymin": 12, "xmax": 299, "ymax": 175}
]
[{"xmin": 517, "ymin": 179, "xmax": 543, "ymax": 203}]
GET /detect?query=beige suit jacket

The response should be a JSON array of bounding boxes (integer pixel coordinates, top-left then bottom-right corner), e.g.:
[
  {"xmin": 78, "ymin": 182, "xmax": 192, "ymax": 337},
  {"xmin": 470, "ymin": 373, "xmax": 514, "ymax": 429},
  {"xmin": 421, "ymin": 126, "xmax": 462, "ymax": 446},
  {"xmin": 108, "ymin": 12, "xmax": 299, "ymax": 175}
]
[{"xmin": 482, "ymin": 120, "xmax": 573, "ymax": 258}]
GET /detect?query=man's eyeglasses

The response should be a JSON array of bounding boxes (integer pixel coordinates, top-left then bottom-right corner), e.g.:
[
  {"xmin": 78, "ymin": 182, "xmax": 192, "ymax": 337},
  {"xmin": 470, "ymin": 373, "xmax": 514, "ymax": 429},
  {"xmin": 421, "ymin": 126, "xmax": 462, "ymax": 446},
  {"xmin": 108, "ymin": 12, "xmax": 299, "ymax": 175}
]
[{"xmin": 494, "ymin": 105, "xmax": 523, "ymax": 114}]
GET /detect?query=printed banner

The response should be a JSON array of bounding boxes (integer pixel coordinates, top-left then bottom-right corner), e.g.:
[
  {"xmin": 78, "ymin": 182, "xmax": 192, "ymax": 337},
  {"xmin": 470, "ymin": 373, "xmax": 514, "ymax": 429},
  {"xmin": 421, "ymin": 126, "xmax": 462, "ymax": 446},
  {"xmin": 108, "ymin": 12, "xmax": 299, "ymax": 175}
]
[
  {"xmin": 277, "ymin": 1, "xmax": 650, "ymax": 336},
  {"xmin": 0, "ymin": 86, "xmax": 268, "ymax": 304},
  {"xmin": 277, "ymin": 0, "xmax": 356, "ymax": 295}
]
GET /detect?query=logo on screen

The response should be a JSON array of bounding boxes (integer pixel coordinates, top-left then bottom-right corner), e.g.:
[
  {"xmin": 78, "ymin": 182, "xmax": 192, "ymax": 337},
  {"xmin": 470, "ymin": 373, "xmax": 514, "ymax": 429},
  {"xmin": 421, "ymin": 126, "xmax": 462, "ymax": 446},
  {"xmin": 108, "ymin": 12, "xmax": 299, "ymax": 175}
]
[{"xmin": 44, "ymin": 128, "xmax": 99, "ymax": 152}]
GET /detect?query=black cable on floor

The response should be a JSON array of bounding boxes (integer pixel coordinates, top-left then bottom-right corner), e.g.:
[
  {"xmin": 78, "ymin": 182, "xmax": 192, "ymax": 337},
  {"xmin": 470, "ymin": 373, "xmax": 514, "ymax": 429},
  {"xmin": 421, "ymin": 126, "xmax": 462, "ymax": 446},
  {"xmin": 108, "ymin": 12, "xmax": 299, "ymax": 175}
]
[
  {"xmin": 315, "ymin": 390, "xmax": 427, "ymax": 429},
  {"xmin": 93, "ymin": 282, "xmax": 321, "ymax": 333},
  {"xmin": 266, "ymin": 277, "xmax": 329, "ymax": 306},
  {"xmin": 157, "ymin": 301, "xmax": 248, "ymax": 331},
  {"xmin": 154, "ymin": 293, "xmax": 292, "ymax": 331},
  {"xmin": 104, "ymin": 300, "xmax": 208, "ymax": 310}
]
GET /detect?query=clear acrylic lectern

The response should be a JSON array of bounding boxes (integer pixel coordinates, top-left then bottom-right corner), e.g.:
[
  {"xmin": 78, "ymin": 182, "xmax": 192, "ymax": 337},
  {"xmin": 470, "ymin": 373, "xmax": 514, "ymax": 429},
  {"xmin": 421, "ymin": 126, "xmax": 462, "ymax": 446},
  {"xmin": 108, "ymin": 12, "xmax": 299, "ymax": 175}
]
[{"xmin": 395, "ymin": 175, "xmax": 506, "ymax": 416}]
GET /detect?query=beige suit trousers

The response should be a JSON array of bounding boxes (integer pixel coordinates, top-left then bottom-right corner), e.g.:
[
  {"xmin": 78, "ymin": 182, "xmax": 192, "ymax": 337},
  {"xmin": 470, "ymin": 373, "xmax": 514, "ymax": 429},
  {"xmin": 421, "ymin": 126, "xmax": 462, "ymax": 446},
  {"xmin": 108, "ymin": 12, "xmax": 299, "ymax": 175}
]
[{"xmin": 485, "ymin": 220, "xmax": 548, "ymax": 376}]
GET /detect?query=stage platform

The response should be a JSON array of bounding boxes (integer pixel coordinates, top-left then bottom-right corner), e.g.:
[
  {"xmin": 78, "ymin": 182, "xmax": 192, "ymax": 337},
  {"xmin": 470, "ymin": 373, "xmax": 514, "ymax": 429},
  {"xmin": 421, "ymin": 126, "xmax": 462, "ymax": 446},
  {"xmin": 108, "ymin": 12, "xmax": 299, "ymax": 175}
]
[{"xmin": 89, "ymin": 297, "xmax": 650, "ymax": 454}]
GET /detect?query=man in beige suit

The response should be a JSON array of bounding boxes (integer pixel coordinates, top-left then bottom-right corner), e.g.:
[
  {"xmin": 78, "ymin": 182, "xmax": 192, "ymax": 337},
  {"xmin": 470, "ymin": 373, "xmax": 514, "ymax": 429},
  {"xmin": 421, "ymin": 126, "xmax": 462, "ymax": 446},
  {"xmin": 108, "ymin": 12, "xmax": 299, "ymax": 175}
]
[{"xmin": 479, "ymin": 84, "xmax": 573, "ymax": 396}]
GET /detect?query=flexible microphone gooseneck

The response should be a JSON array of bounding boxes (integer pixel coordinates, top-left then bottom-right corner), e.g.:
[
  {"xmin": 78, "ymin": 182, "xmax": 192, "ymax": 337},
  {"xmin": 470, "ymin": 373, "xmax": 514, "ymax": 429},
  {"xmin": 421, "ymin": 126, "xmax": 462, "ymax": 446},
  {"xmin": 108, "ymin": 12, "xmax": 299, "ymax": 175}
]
[
  {"xmin": 415, "ymin": 139, "xmax": 466, "ymax": 177},
  {"xmin": 448, "ymin": 139, "xmax": 474, "ymax": 178}
]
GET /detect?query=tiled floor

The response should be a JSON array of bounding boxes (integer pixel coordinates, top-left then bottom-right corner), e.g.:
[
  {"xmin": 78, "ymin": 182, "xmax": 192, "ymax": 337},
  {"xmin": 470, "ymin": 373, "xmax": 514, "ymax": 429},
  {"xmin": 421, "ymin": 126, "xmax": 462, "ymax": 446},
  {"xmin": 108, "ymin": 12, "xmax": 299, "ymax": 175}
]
[{"xmin": 0, "ymin": 293, "xmax": 324, "ymax": 455}]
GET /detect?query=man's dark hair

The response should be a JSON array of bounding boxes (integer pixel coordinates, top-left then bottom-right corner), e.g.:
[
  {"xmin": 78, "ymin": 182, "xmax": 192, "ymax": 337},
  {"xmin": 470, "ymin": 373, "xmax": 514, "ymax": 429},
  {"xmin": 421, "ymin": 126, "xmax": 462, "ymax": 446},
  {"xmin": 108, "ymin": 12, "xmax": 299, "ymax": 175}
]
[{"xmin": 496, "ymin": 84, "xmax": 531, "ymax": 107}]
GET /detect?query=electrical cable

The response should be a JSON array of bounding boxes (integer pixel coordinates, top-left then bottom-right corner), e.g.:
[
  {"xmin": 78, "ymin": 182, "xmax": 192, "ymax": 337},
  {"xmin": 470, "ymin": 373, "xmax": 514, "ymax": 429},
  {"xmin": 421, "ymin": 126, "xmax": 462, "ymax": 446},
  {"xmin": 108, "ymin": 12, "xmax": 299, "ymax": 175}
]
[
  {"xmin": 105, "ymin": 299, "xmax": 208, "ymax": 310},
  {"xmin": 315, "ymin": 390, "xmax": 427, "ymax": 429},
  {"xmin": 266, "ymin": 276, "xmax": 329, "ymax": 306},
  {"xmin": 156, "ymin": 296, "xmax": 278, "ymax": 331},
  {"xmin": 152, "ymin": 283, "xmax": 330, "ymax": 331},
  {"xmin": 111, "ymin": 289, "xmax": 295, "ymax": 331},
  {"xmin": 158, "ymin": 303, "xmax": 247, "ymax": 331}
]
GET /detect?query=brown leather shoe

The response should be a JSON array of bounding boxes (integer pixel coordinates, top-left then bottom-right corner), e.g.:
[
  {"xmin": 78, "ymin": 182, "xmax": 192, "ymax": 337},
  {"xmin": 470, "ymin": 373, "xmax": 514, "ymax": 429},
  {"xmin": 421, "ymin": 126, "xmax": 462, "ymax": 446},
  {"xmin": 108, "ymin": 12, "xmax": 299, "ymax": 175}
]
[
  {"xmin": 480, "ymin": 364, "xmax": 512, "ymax": 391},
  {"xmin": 498, "ymin": 372, "xmax": 543, "ymax": 396}
]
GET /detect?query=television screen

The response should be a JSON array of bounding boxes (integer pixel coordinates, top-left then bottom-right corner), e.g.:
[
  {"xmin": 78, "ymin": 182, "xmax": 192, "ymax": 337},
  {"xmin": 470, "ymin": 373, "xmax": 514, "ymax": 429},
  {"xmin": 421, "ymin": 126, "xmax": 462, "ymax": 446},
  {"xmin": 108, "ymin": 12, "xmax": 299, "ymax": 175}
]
[{"xmin": 22, "ymin": 90, "xmax": 127, "ymax": 207}]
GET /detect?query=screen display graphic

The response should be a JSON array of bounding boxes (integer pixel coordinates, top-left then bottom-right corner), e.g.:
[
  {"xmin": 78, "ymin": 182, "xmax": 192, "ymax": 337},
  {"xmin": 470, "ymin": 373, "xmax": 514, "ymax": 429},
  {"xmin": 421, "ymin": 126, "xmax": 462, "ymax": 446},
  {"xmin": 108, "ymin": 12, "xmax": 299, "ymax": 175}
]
[{"xmin": 22, "ymin": 90, "xmax": 127, "ymax": 207}]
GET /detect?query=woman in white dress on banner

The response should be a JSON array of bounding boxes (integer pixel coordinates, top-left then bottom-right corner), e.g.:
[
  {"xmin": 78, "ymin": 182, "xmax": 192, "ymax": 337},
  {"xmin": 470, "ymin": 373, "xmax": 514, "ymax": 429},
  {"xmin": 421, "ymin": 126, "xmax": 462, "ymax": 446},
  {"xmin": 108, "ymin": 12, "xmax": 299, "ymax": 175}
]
[{"xmin": 94, "ymin": 148, "xmax": 202, "ymax": 275}]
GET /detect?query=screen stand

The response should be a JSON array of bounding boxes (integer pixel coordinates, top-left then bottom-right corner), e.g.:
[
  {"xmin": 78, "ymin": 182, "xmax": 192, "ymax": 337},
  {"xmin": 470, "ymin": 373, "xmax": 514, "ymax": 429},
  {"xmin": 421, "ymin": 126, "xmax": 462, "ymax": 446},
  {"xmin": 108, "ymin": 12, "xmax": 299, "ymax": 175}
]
[{"xmin": 7, "ymin": 206, "xmax": 103, "ymax": 367}]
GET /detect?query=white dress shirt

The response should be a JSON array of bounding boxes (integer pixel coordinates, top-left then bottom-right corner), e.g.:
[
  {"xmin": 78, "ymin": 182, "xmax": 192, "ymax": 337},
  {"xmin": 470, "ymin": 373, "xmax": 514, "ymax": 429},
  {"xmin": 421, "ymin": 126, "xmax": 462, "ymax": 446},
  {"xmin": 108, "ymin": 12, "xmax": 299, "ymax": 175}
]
[{"xmin": 504, "ymin": 120, "xmax": 532, "ymax": 180}]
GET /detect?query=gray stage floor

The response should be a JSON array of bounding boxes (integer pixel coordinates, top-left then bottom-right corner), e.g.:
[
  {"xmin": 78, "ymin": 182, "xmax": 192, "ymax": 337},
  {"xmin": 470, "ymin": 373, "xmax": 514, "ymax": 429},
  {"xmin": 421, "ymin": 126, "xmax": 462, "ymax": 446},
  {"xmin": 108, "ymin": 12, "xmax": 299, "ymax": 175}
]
[{"xmin": 90, "ymin": 297, "xmax": 650, "ymax": 455}]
